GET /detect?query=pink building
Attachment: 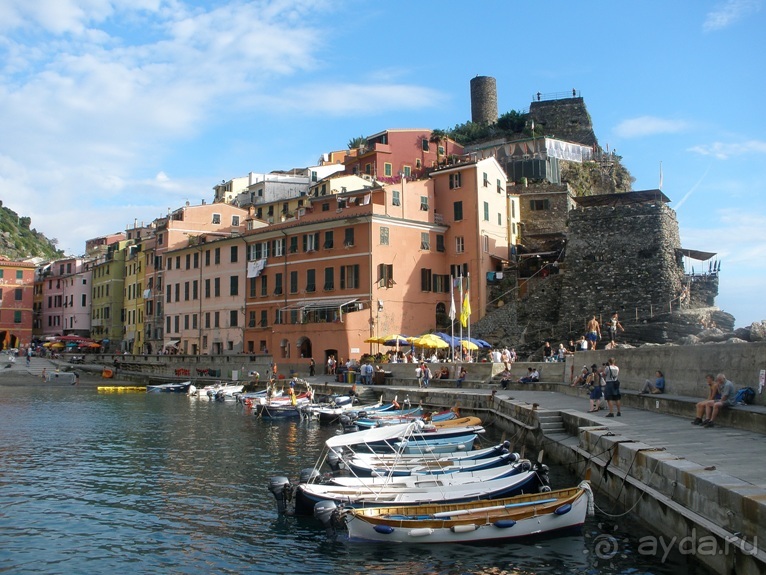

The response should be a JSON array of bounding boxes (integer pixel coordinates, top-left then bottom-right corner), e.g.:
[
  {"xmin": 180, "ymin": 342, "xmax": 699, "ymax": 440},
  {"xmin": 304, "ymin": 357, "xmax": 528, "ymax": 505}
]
[
  {"xmin": 0, "ymin": 257, "xmax": 36, "ymax": 349},
  {"xmin": 344, "ymin": 129, "xmax": 464, "ymax": 182},
  {"xmin": 39, "ymin": 257, "xmax": 91, "ymax": 338}
]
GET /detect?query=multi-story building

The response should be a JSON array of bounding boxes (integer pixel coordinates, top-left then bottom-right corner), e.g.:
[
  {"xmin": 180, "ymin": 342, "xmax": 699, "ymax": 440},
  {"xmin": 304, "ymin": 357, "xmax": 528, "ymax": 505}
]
[
  {"xmin": 163, "ymin": 233, "xmax": 248, "ymax": 355},
  {"xmin": 39, "ymin": 257, "xmax": 90, "ymax": 339},
  {"xmin": 123, "ymin": 242, "xmax": 146, "ymax": 354},
  {"xmin": 143, "ymin": 201, "xmax": 251, "ymax": 354},
  {"xmin": 90, "ymin": 241, "xmax": 128, "ymax": 352},
  {"xmin": 240, "ymin": 157, "xmax": 513, "ymax": 365},
  {"xmin": 0, "ymin": 257, "xmax": 36, "ymax": 349},
  {"xmin": 344, "ymin": 129, "xmax": 464, "ymax": 181}
]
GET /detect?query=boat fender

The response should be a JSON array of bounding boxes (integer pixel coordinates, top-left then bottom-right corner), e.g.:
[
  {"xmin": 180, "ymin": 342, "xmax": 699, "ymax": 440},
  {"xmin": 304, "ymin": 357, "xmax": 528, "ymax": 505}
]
[
  {"xmin": 455, "ymin": 444, "xmax": 466, "ymax": 451},
  {"xmin": 373, "ymin": 525, "xmax": 395, "ymax": 535},
  {"xmin": 554, "ymin": 503, "xmax": 572, "ymax": 515},
  {"xmin": 520, "ymin": 460, "xmax": 532, "ymax": 471},
  {"xmin": 407, "ymin": 528, "xmax": 434, "ymax": 537},
  {"xmin": 502, "ymin": 440, "xmax": 511, "ymax": 450},
  {"xmin": 540, "ymin": 485, "xmax": 552, "ymax": 493},
  {"xmin": 508, "ymin": 452, "xmax": 520, "ymax": 462},
  {"xmin": 493, "ymin": 519, "xmax": 517, "ymax": 528},
  {"xmin": 451, "ymin": 524, "xmax": 479, "ymax": 533}
]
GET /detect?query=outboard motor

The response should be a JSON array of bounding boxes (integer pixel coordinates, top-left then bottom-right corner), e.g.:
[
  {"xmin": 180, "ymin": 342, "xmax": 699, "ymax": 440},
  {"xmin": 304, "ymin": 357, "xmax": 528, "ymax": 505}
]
[
  {"xmin": 187, "ymin": 385, "xmax": 196, "ymax": 396},
  {"xmin": 326, "ymin": 452, "xmax": 341, "ymax": 472},
  {"xmin": 300, "ymin": 468, "xmax": 321, "ymax": 484},
  {"xmin": 313, "ymin": 500, "xmax": 340, "ymax": 536},
  {"xmin": 534, "ymin": 463, "xmax": 551, "ymax": 491},
  {"xmin": 356, "ymin": 411, "xmax": 367, "ymax": 419},
  {"xmin": 268, "ymin": 476, "xmax": 293, "ymax": 514},
  {"xmin": 207, "ymin": 389, "xmax": 215, "ymax": 399}
]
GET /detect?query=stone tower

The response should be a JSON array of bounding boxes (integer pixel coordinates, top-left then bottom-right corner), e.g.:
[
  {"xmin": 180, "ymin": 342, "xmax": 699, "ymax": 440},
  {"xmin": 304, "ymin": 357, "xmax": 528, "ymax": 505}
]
[{"xmin": 470, "ymin": 76, "xmax": 498, "ymax": 125}]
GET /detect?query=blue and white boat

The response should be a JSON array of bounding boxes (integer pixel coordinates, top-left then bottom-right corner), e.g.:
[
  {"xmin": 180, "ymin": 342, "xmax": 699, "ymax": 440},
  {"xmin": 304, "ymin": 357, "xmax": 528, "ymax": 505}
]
[{"xmin": 146, "ymin": 381, "xmax": 192, "ymax": 393}]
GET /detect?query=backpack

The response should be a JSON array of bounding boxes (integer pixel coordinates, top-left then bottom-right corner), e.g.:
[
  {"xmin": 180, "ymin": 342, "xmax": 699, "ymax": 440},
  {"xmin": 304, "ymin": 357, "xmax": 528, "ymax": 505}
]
[{"xmin": 734, "ymin": 387, "xmax": 756, "ymax": 405}]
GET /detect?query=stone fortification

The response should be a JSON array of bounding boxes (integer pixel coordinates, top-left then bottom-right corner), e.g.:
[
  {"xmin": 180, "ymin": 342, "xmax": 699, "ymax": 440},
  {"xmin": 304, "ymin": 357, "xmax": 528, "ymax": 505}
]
[
  {"xmin": 557, "ymin": 198, "xmax": 684, "ymax": 330},
  {"xmin": 529, "ymin": 97, "xmax": 597, "ymax": 147}
]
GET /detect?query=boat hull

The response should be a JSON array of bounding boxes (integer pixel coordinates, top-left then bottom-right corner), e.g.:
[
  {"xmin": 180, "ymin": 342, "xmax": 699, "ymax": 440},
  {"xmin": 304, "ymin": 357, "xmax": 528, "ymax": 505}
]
[{"xmin": 343, "ymin": 484, "xmax": 590, "ymax": 543}]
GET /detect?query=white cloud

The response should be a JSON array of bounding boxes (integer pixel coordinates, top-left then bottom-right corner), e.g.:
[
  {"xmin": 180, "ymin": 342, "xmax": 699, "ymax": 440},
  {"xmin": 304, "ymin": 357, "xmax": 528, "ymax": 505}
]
[
  {"xmin": 703, "ymin": 0, "xmax": 762, "ymax": 32},
  {"xmin": 687, "ymin": 140, "xmax": 766, "ymax": 159},
  {"xmin": 614, "ymin": 116, "xmax": 689, "ymax": 138}
]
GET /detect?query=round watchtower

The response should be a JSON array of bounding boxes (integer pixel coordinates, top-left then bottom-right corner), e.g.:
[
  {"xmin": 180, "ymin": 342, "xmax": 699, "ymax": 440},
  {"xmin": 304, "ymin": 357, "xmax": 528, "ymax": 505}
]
[{"xmin": 470, "ymin": 76, "xmax": 498, "ymax": 125}]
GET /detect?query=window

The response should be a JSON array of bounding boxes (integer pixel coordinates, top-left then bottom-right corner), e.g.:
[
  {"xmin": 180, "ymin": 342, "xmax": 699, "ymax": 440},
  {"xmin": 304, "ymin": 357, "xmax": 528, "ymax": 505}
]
[
  {"xmin": 483, "ymin": 172, "xmax": 489, "ymax": 187},
  {"xmin": 454, "ymin": 201, "xmax": 463, "ymax": 221},
  {"xmin": 530, "ymin": 199, "xmax": 550, "ymax": 211},
  {"xmin": 212, "ymin": 213, "xmax": 221, "ymax": 224},
  {"xmin": 403, "ymin": 165, "xmax": 411, "ymax": 177},
  {"xmin": 450, "ymin": 263, "xmax": 469, "ymax": 278},
  {"xmin": 421, "ymin": 139, "xmax": 429, "ymax": 152},
  {"xmin": 184, "ymin": 315, "xmax": 190, "ymax": 330},
  {"xmin": 185, "ymin": 253, "xmax": 191, "ymax": 269},
  {"xmin": 174, "ymin": 283, "xmax": 180, "ymax": 302},
  {"xmin": 324, "ymin": 267, "xmax": 334, "ymax": 291},
  {"xmin": 205, "ymin": 250, "xmax": 211, "ymax": 266},
  {"xmin": 306, "ymin": 269, "xmax": 316, "ymax": 292},
  {"xmin": 384, "ymin": 163, "xmax": 392, "ymax": 177},
  {"xmin": 340, "ymin": 265, "xmax": 359, "ymax": 289},
  {"xmin": 420, "ymin": 232, "xmax": 430, "ymax": 251},
  {"xmin": 433, "ymin": 274, "xmax": 450, "ymax": 293},
  {"xmin": 511, "ymin": 199, "xmax": 516, "ymax": 218},
  {"xmin": 273, "ymin": 238, "xmax": 284, "ymax": 257},
  {"xmin": 420, "ymin": 196, "xmax": 429, "ymax": 211},
  {"xmin": 249, "ymin": 277, "xmax": 257, "ymax": 297},
  {"xmin": 436, "ymin": 234, "xmax": 445, "ymax": 252},
  {"xmin": 289, "ymin": 236, "xmax": 298, "ymax": 253},
  {"xmin": 166, "ymin": 285, "xmax": 171, "ymax": 303},
  {"xmin": 261, "ymin": 276, "xmax": 268, "ymax": 297},
  {"xmin": 290, "ymin": 271, "xmax": 298, "ymax": 294},
  {"xmin": 498, "ymin": 212, "xmax": 502, "ymax": 225},
  {"xmin": 378, "ymin": 263, "xmax": 394, "ymax": 288},
  {"xmin": 231, "ymin": 245, "xmax": 238, "ymax": 263},
  {"xmin": 232, "ymin": 215, "xmax": 240, "ymax": 226},
  {"xmin": 16, "ymin": 270, "xmax": 23, "ymax": 279},
  {"xmin": 304, "ymin": 232, "xmax": 319, "ymax": 252},
  {"xmin": 392, "ymin": 190, "xmax": 401, "ymax": 206},
  {"xmin": 365, "ymin": 163, "xmax": 372, "ymax": 175},
  {"xmin": 483, "ymin": 234, "xmax": 489, "ymax": 252},
  {"xmin": 205, "ymin": 278, "xmax": 211, "ymax": 298},
  {"xmin": 214, "ymin": 277, "xmax": 220, "ymax": 297},
  {"xmin": 421, "ymin": 268, "xmax": 432, "ymax": 292},
  {"xmin": 456, "ymin": 236, "xmax": 465, "ymax": 253},
  {"xmin": 274, "ymin": 273, "xmax": 282, "ymax": 295},
  {"xmin": 14, "ymin": 310, "xmax": 21, "ymax": 324},
  {"xmin": 380, "ymin": 227, "xmax": 389, "ymax": 245},
  {"xmin": 184, "ymin": 281, "xmax": 190, "ymax": 301},
  {"xmin": 324, "ymin": 231, "xmax": 334, "ymax": 249},
  {"xmin": 321, "ymin": 203, "xmax": 330, "ymax": 212},
  {"xmin": 214, "ymin": 248, "xmax": 221, "ymax": 264},
  {"xmin": 497, "ymin": 179, "xmax": 503, "ymax": 194},
  {"xmin": 214, "ymin": 312, "xmax": 220, "ymax": 328},
  {"xmin": 175, "ymin": 256, "xmax": 180, "ymax": 269},
  {"xmin": 344, "ymin": 228, "xmax": 354, "ymax": 247},
  {"xmin": 15, "ymin": 288, "xmax": 22, "ymax": 301},
  {"xmin": 483, "ymin": 201, "xmax": 489, "ymax": 221},
  {"xmin": 229, "ymin": 310, "xmax": 238, "ymax": 327},
  {"xmin": 193, "ymin": 252, "xmax": 199, "ymax": 268},
  {"xmin": 449, "ymin": 172, "xmax": 462, "ymax": 189},
  {"xmin": 259, "ymin": 310, "xmax": 267, "ymax": 327}
]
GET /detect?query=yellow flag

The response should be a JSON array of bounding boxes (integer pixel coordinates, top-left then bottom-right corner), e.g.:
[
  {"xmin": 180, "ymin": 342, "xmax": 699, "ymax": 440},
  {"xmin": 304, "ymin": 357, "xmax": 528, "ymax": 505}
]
[{"xmin": 460, "ymin": 290, "xmax": 471, "ymax": 328}]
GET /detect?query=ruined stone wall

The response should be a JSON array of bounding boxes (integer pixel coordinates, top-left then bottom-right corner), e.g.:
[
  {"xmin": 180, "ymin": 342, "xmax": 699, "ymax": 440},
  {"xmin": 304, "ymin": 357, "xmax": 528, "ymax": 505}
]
[
  {"xmin": 529, "ymin": 98, "xmax": 598, "ymax": 147},
  {"xmin": 514, "ymin": 182, "xmax": 573, "ymax": 239},
  {"xmin": 557, "ymin": 202, "xmax": 685, "ymax": 330}
]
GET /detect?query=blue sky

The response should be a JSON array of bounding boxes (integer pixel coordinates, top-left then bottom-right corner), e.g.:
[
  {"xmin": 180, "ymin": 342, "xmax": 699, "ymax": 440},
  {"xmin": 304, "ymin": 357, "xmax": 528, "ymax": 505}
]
[{"xmin": 1, "ymin": 0, "xmax": 764, "ymax": 328}]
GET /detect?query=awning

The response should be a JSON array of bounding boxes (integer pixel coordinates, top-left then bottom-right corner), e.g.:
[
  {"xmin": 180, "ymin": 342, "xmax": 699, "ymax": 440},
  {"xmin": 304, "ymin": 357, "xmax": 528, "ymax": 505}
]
[
  {"xmin": 279, "ymin": 297, "xmax": 359, "ymax": 313},
  {"xmin": 164, "ymin": 340, "xmax": 180, "ymax": 348},
  {"xmin": 678, "ymin": 248, "xmax": 716, "ymax": 261}
]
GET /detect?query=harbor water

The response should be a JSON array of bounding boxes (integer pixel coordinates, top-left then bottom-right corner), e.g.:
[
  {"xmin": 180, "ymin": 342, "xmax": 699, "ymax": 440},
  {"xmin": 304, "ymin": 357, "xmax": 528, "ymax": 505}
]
[{"xmin": 0, "ymin": 383, "xmax": 712, "ymax": 575}]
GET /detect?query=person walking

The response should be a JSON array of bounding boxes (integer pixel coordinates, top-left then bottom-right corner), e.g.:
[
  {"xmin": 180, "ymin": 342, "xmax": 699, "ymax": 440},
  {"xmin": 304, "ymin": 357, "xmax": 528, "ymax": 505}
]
[
  {"xmin": 308, "ymin": 358, "xmax": 315, "ymax": 377},
  {"xmin": 607, "ymin": 312, "xmax": 624, "ymax": 346},
  {"xmin": 603, "ymin": 357, "xmax": 621, "ymax": 417},
  {"xmin": 586, "ymin": 316, "xmax": 601, "ymax": 350}
]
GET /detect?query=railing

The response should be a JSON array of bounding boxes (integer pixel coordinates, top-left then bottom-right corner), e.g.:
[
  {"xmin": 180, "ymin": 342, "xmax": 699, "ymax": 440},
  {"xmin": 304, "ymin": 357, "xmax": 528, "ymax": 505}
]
[{"xmin": 532, "ymin": 89, "xmax": 580, "ymax": 102}]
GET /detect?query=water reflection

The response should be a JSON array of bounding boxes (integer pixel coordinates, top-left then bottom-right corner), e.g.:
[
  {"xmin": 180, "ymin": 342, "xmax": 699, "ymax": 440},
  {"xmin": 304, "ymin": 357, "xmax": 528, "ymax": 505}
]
[{"xmin": 0, "ymin": 385, "xmax": 711, "ymax": 575}]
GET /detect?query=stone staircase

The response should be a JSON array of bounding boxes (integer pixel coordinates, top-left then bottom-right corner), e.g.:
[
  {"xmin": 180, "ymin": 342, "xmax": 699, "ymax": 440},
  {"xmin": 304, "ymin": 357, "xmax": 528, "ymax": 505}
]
[{"xmin": 537, "ymin": 410, "xmax": 566, "ymax": 434}]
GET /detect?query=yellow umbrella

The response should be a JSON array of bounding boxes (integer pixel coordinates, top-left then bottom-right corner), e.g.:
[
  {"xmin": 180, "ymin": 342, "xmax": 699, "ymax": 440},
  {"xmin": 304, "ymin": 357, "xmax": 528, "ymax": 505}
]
[
  {"xmin": 51, "ymin": 342, "xmax": 65, "ymax": 349},
  {"xmin": 413, "ymin": 334, "xmax": 449, "ymax": 349},
  {"xmin": 363, "ymin": 336, "xmax": 384, "ymax": 344},
  {"xmin": 459, "ymin": 340, "xmax": 479, "ymax": 351}
]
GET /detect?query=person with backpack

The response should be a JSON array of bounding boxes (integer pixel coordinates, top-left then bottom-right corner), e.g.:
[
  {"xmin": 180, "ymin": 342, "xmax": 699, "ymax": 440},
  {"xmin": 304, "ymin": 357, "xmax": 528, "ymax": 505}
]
[{"xmin": 587, "ymin": 364, "xmax": 604, "ymax": 412}]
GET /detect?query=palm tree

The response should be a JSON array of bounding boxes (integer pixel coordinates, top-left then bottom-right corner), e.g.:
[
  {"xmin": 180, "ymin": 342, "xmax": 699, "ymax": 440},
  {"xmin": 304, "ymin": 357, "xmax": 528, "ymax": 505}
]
[
  {"xmin": 347, "ymin": 136, "xmax": 367, "ymax": 150},
  {"xmin": 429, "ymin": 129, "xmax": 447, "ymax": 165}
]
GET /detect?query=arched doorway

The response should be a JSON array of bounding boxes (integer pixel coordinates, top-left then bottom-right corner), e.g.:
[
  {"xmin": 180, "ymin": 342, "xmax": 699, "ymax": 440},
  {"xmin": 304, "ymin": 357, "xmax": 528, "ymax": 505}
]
[{"xmin": 297, "ymin": 337, "xmax": 312, "ymax": 359}]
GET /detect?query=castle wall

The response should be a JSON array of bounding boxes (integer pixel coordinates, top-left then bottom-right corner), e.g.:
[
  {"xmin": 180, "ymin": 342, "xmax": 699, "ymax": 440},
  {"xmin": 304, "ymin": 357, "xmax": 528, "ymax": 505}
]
[
  {"xmin": 558, "ymin": 201, "xmax": 685, "ymax": 330},
  {"xmin": 529, "ymin": 97, "xmax": 598, "ymax": 147}
]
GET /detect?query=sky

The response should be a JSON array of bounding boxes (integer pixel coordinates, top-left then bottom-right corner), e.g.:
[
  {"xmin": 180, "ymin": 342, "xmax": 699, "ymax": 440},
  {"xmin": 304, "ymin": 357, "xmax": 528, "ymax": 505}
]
[{"xmin": 0, "ymin": 0, "xmax": 764, "ymax": 328}]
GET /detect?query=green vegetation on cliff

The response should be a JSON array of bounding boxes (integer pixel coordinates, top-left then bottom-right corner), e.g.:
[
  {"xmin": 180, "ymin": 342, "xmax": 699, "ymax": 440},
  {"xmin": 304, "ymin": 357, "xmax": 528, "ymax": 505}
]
[{"xmin": 0, "ymin": 202, "xmax": 63, "ymax": 261}]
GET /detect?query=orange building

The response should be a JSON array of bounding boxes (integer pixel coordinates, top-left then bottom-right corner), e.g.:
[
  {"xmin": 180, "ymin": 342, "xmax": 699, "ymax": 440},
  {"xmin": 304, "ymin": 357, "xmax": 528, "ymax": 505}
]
[
  {"xmin": 242, "ymin": 157, "xmax": 516, "ymax": 366},
  {"xmin": 0, "ymin": 257, "xmax": 37, "ymax": 349}
]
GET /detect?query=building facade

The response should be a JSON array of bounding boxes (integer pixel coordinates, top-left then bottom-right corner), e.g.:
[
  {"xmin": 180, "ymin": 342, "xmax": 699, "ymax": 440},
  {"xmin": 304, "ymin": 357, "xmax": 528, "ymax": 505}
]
[{"xmin": 0, "ymin": 257, "xmax": 36, "ymax": 349}]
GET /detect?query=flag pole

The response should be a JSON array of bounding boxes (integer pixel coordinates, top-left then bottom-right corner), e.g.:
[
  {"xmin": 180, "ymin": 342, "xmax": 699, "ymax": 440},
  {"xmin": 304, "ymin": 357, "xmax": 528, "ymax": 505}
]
[
  {"xmin": 466, "ymin": 273, "xmax": 472, "ymax": 362},
  {"xmin": 458, "ymin": 274, "xmax": 463, "ymax": 360},
  {"xmin": 449, "ymin": 275, "xmax": 456, "ymax": 362}
]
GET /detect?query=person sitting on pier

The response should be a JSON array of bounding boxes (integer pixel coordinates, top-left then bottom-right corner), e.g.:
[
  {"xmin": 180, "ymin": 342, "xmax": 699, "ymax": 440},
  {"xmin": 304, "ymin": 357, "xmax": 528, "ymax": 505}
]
[
  {"xmin": 499, "ymin": 368, "xmax": 512, "ymax": 390},
  {"xmin": 640, "ymin": 370, "xmax": 666, "ymax": 394},
  {"xmin": 571, "ymin": 365, "xmax": 590, "ymax": 387},
  {"xmin": 692, "ymin": 374, "xmax": 719, "ymax": 425},
  {"xmin": 700, "ymin": 373, "xmax": 736, "ymax": 428},
  {"xmin": 518, "ymin": 367, "xmax": 539, "ymax": 384}
]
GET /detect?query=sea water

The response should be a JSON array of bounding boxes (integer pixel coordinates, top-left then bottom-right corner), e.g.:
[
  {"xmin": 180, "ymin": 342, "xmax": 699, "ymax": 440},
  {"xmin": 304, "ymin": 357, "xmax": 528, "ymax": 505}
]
[{"xmin": 0, "ymin": 383, "xmax": 712, "ymax": 575}]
